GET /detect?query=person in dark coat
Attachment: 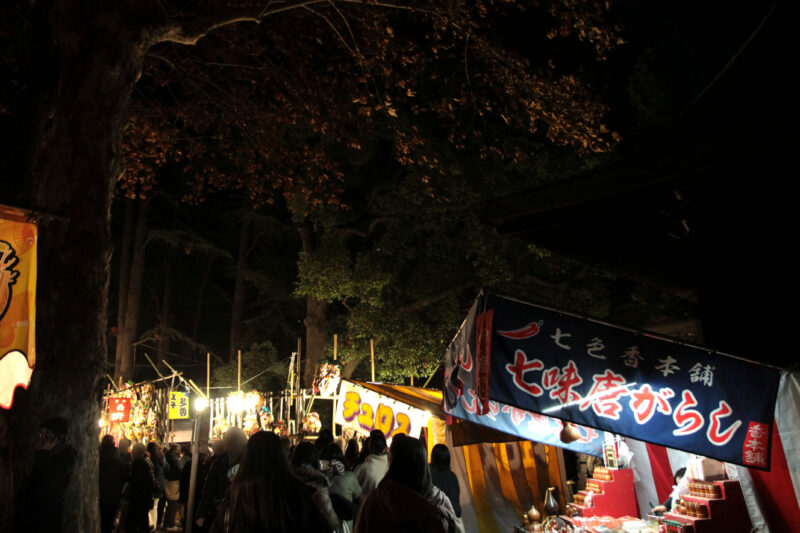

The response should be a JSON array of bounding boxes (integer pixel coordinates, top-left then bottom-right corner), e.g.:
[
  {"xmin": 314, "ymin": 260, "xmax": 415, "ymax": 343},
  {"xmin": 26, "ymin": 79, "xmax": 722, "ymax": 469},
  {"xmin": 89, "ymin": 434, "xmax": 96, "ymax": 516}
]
[
  {"xmin": 355, "ymin": 436, "xmax": 463, "ymax": 533},
  {"xmin": 14, "ymin": 416, "xmax": 77, "ymax": 533},
  {"xmin": 180, "ymin": 449, "xmax": 210, "ymax": 519},
  {"xmin": 163, "ymin": 443, "xmax": 183, "ymax": 528},
  {"xmin": 99, "ymin": 435, "xmax": 129, "ymax": 533},
  {"xmin": 344, "ymin": 438, "xmax": 360, "ymax": 471},
  {"xmin": 126, "ymin": 443, "xmax": 158, "ymax": 533},
  {"xmin": 147, "ymin": 441, "xmax": 167, "ymax": 528},
  {"xmin": 292, "ymin": 441, "xmax": 342, "ymax": 531},
  {"xmin": 209, "ymin": 431, "xmax": 329, "ymax": 533},
  {"xmin": 429, "ymin": 444, "xmax": 461, "ymax": 518},
  {"xmin": 195, "ymin": 427, "xmax": 247, "ymax": 531},
  {"xmin": 119, "ymin": 437, "xmax": 132, "ymax": 464}
]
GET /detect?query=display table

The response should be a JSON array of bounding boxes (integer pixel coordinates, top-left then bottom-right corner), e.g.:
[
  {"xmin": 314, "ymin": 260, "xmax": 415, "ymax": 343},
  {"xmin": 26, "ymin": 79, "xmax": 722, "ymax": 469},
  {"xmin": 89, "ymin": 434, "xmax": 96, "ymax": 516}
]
[
  {"xmin": 571, "ymin": 468, "xmax": 639, "ymax": 519},
  {"xmin": 662, "ymin": 479, "xmax": 752, "ymax": 533}
]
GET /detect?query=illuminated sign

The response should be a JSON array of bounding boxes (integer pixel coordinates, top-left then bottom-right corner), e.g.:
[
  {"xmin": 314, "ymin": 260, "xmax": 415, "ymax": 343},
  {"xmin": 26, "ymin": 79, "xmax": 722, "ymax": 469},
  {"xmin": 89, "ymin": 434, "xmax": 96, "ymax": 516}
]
[
  {"xmin": 168, "ymin": 391, "xmax": 189, "ymax": 419},
  {"xmin": 108, "ymin": 397, "xmax": 131, "ymax": 423},
  {"xmin": 334, "ymin": 381, "xmax": 430, "ymax": 440}
]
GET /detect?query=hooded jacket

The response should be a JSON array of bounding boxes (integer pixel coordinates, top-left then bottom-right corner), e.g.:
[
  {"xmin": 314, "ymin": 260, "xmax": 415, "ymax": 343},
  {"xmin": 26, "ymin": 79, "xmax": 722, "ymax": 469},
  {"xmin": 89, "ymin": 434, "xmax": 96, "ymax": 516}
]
[
  {"xmin": 354, "ymin": 478, "xmax": 464, "ymax": 533},
  {"xmin": 354, "ymin": 454, "xmax": 388, "ymax": 497},
  {"xmin": 294, "ymin": 465, "xmax": 343, "ymax": 531}
]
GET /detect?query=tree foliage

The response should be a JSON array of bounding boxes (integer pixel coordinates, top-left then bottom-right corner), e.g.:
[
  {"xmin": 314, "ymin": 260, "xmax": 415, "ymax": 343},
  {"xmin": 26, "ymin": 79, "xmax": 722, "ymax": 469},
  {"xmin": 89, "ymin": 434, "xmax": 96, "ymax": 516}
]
[
  {"xmin": 211, "ymin": 341, "xmax": 288, "ymax": 393},
  {"xmin": 116, "ymin": 0, "xmax": 628, "ymax": 382}
]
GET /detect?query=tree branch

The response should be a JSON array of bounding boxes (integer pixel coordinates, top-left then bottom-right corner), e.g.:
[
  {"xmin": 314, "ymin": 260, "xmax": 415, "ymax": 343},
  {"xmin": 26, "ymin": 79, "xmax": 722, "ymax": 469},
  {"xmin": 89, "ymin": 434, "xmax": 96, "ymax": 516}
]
[
  {"xmin": 395, "ymin": 281, "xmax": 477, "ymax": 315},
  {"xmin": 156, "ymin": 0, "xmax": 434, "ymax": 46},
  {"xmin": 158, "ymin": 1, "xmax": 326, "ymax": 45}
]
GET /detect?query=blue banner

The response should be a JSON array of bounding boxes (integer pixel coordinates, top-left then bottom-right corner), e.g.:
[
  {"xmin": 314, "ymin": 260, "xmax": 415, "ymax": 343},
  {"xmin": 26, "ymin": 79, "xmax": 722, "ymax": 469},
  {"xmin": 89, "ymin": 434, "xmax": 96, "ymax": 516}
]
[
  {"xmin": 444, "ymin": 298, "xmax": 607, "ymax": 457},
  {"xmin": 474, "ymin": 294, "xmax": 780, "ymax": 469}
]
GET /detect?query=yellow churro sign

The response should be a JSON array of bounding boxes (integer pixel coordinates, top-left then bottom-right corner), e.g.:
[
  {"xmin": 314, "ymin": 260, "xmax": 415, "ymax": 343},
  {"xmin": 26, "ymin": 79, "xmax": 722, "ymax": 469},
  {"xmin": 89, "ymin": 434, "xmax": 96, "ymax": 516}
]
[{"xmin": 0, "ymin": 211, "xmax": 37, "ymax": 409}]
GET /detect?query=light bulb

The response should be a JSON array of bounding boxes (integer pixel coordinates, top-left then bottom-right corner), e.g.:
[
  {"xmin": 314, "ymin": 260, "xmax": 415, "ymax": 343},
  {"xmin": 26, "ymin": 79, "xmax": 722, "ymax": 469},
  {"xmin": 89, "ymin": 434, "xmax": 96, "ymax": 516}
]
[{"xmin": 195, "ymin": 397, "xmax": 209, "ymax": 412}]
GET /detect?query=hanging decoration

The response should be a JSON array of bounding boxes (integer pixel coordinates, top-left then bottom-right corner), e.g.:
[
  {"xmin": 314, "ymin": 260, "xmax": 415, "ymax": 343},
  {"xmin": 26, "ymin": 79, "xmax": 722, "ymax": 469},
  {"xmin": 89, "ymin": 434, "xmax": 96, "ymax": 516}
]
[
  {"xmin": 0, "ymin": 213, "xmax": 37, "ymax": 410},
  {"xmin": 313, "ymin": 359, "xmax": 342, "ymax": 397},
  {"xmin": 302, "ymin": 411, "xmax": 322, "ymax": 433},
  {"xmin": 104, "ymin": 383, "xmax": 164, "ymax": 444},
  {"xmin": 212, "ymin": 390, "xmax": 280, "ymax": 438}
]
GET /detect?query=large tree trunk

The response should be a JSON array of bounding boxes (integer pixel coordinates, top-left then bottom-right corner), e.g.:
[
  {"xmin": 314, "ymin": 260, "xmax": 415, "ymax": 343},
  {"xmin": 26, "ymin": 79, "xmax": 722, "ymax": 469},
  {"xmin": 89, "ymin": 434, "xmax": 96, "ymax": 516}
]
[
  {"xmin": 157, "ymin": 248, "xmax": 174, "ymax": 365},
  {"xmin": 0, "ymin": 6, "xmax": 154, "ymax": 532},
  {"xmin": 115, "ymin": 198, "xmax": 135, "ymax": 361},
  {"xmin": 299, "ymin": 224, "xmax": 328, "ymax": 386},
  {"xmin": 304, "ymin": 297, "xmax": 329, "ymax": 385},
  {"xmin": 114, "ymin": 198, "xmax": 149, "ymax": 383},
  {"xmin": 229, "ymin": 214, "xmax": 250, "ymax": 362}
]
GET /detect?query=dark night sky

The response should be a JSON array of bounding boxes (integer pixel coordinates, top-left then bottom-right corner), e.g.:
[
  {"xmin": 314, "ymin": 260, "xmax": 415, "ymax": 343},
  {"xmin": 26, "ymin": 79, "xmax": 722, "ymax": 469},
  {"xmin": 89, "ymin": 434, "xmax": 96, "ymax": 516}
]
[{"xmin": 482, "ymin": 0, "xmax": 800, "ymax": 369}]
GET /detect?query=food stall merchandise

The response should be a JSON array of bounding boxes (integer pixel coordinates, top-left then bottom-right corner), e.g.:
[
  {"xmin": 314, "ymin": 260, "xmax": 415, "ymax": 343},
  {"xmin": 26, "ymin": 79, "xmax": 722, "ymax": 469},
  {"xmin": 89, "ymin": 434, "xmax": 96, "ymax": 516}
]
[
  {"xmin": 662, "ymin": 478, "xmax": 752, "ymax": 533},
  {"xmin": 570, "ymin": 467, "xmax": 638, "ymax": 519}
]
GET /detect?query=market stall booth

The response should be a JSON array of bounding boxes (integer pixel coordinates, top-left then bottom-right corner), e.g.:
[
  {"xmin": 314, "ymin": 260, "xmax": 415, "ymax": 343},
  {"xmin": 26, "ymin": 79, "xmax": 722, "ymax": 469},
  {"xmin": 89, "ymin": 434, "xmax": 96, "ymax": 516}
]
[
  {"xmin": 101, "ymin": 381, "xmax": 171, "ymax": 444},
  {"xmin": 334, "ymin": 379, "xmax": 593, "ymax": 532},
  {"xmin": 443, "ymin": 292, "xmax": 799, "ymax": 533}
]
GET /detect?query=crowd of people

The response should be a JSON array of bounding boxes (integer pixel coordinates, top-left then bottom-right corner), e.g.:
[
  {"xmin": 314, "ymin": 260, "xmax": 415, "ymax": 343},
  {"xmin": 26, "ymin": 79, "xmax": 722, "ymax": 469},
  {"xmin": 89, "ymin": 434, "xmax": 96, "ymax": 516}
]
[{"xmin": 96, "ymin": 426, "xmax": 465, "ymax": 533}]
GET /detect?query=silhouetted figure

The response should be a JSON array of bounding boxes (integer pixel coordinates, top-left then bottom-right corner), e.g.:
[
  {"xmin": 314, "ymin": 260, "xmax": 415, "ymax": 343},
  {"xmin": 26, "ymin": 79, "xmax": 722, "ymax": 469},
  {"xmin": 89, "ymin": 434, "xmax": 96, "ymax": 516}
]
[
  {"xmin": 354, "ymin": 432, "xmax": 388, "ymax": 497},
  {"xmin": 196, "ymin": 427, "xmax": 246, "ymax": 531},
  {"xmin": 292, "ymin": 440, "xmax": 342, "ymax": 531},
  {"xmin": 14, "ymin": 416, "xmax": 77, "ymax": 533},
  {"xmin": 322, "ymin": 443, "xmax": 363, "ymax": 531},
  {"xmin": 163, "ymin": 443, "xmax": 182, "ymax": 529},
  {"xmin": 147, "ymin": 441, "xmax": 167, "ymax": 528},
  {"xmin": 344, "ymin": 438, "xmax": 360, "ymax": 471},
  {"xmin": 119, "ymin": 437, "xmax": 132, "ymax": 463},
  {"xmin": 180, "ymin": 449, "xmax": 210, "ymax": 528},
  {"xmin": 209, "ymin": 431, "xmax": 329, "ymax": 533},
  {"xmin": 316, "ymin": 428, "xmax": 335, "ymax": 452},
  {"xmin": 99, "ymin": 435, "xmax": 129, "ymax": 533},
  {"xmin": 355, "ymin": 436, "xmax": 463, "ymax": 533},
  {"xmin": 126, "ymin": 443, "xmax": 158, "ymax": 533},
  {"xmin": 429, "ymin": 444, "xmax": 461, "ymax": 518}
]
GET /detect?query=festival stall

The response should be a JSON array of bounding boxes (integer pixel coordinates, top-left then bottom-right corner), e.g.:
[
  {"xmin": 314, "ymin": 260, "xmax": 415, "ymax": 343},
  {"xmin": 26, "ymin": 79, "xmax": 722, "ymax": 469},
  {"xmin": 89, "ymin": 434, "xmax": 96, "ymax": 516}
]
[
  {"xmin": 209, "ymin": 390, "xmax": 285, "ymax": 438},
  {"xmin": 101, "ymin": 381, "xmax": 170, "ymax": 444},
  {"xmin": 333, "ymin": 379, "xmax": 586, "ymax": 533},
  {"xmin": 443, "ymin": 292, "xmax": 799, "ymax": 533}
]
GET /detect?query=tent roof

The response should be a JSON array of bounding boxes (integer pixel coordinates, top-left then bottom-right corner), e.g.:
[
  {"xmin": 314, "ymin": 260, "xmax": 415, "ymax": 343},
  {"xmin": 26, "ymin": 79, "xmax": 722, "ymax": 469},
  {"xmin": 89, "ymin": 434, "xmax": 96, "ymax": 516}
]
[
  {"xmin": 347, "ymin": 380, "xmax": 445, "ymax": 418},
  {"xmin": 347, "ymin": 380, "xmax": 530, "ymax": 446}
]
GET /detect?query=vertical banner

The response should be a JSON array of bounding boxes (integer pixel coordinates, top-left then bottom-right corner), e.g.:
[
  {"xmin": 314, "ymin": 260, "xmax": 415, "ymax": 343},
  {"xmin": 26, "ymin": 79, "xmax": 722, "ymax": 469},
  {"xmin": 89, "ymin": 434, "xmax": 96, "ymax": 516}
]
[
  {"xmin": 0, "ymin": 214, "xmax": 37, "ymax": 409},
  {"xmin": 108, "ymin": 397, "xmax": 132, "ymax": 423},
  {"xmin": 168, "ymin": 391, "xmax": 189, "ymax": 419}
]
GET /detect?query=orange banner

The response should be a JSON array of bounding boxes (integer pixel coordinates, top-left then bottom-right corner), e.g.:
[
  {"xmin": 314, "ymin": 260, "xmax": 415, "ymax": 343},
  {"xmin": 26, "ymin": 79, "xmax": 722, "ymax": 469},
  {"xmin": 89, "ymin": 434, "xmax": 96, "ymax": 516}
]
[{"xmin": 0, "ymin": 214, "xmax": 37, "ymax": 409}]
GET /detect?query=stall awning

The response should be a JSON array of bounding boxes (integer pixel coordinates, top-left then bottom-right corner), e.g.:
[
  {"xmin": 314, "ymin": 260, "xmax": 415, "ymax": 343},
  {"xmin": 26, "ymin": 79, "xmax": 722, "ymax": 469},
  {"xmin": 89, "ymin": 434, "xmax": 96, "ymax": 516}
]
[
  {"xmin": 444, "ymin": 292, "xmax": 783, "ymax": 469},
  {"xmin": 348, "ymin": 380, "xmax": 445, "ymax": 418}
]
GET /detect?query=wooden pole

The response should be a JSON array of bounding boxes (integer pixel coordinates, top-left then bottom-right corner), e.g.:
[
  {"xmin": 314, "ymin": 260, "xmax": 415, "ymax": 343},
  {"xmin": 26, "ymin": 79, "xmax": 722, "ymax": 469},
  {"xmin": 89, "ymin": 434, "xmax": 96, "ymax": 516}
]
[
  {"xmin": 410, "ymin": 375, "xmax": 414, "ymax": 387},
  {"xmin": 297, "ymin": 337, "xmax": 302, "ymax": 389},
  {"xmin": 206, "ymin": 352, "xmax": 210, "ymax": 399},
  {"xmin": 370, "ymin": 338, "xmax": 375, "ymax": 382},
  {"xmin": 237, "ymin": 349, "xmax": 242, "ymax": 392},
  {"xmin": 185, "ymin": 412, "xmax": 202, "ymax": 533},
  {"xmin": 333, "ymin": 334, "xmax": 338, "ymax": 361}
]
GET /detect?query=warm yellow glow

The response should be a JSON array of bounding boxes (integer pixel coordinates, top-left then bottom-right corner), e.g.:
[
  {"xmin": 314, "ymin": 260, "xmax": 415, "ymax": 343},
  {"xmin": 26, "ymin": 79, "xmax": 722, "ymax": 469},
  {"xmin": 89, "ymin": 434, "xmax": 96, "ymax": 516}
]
[
  {"xmin": 227, "ymin": 392, "xmax": 245, "ymax": 413},
  {"xmin": 195, "ymin": 397, "xmax": 209, "ymax": 412}
]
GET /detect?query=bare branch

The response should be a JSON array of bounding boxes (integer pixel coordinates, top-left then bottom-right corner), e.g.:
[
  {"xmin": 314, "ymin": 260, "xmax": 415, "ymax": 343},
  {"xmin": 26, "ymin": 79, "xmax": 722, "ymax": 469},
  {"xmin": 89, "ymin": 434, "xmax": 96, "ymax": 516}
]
[{"xmin": 158, "ymin": 1, "xmax": 326, "ymax": 45}]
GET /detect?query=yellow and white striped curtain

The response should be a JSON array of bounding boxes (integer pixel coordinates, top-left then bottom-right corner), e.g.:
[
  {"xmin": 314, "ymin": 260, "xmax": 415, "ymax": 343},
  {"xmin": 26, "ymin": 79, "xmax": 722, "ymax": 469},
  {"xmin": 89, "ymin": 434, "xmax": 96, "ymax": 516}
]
[{"xmin": 448, "ymin": 434, "xmax": 567, "ymax": 533}]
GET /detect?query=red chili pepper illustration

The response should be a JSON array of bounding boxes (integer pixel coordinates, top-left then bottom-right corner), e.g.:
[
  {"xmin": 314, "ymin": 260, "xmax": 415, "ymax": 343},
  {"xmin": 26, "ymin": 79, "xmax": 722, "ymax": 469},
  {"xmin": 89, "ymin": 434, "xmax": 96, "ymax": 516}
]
[{"xmin": 497, "ymin": 320, "xmax": 543, "ymax": 339}]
